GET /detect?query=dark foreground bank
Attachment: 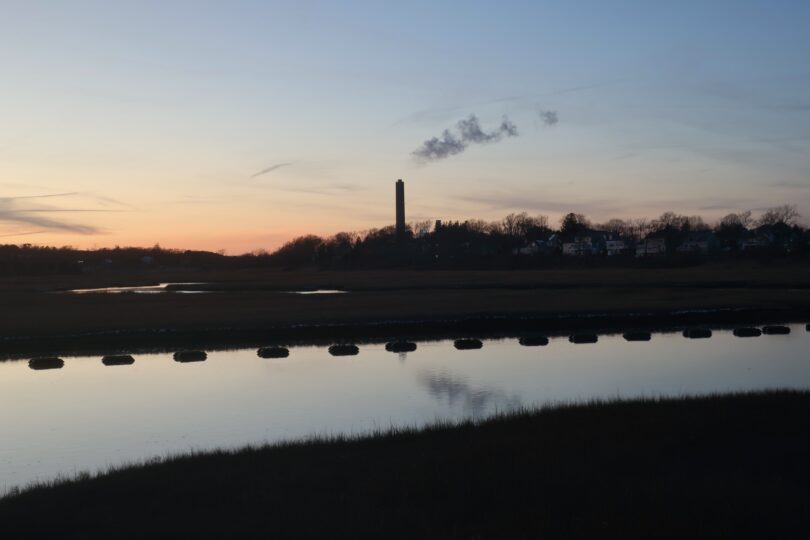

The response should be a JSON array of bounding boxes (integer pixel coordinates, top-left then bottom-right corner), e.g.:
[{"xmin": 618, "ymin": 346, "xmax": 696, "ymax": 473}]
[{"xmin": 3, "ymin": 391, "xmax": 810, "ymax": 539}]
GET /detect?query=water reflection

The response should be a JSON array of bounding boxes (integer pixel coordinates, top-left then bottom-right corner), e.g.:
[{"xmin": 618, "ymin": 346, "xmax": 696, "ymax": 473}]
[
  {"xmin": 419, "ymin": 372, "xmax": 522, "ymax": 417},
  {"xmin": 68, "ymin": 282, "xmax": 208, "ymax": 294},
  {"xmin": 288, "ymin": 289, "xmax": 347, "ymax": 295},
  {"xmin": 1, "ymin": 325, "xmax": 809, "ymax": 494}
]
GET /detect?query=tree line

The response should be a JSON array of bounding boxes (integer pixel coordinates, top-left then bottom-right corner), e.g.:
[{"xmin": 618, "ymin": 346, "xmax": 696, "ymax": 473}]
[
  {"xmin": 263, "ymin": 204, "xmax": 807, "ymax": 268},
  {"xmin": 0, "ymin": 204, "xmax": 806, "ymax": 274}
]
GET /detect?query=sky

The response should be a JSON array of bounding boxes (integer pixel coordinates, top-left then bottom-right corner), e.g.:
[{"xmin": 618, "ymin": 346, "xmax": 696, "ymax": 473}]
[{"xmin": 1, "ymin": 0, "xmax": 809, "ymax": 253}]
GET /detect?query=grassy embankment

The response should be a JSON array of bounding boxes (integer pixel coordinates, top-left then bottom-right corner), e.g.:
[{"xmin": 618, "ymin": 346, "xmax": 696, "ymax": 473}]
[{"xmin": 2, "ymin": 391, "xmax": 809, "ymax": 539}]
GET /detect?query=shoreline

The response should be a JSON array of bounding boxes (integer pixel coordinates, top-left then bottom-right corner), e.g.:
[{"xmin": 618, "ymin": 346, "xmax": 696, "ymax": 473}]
[{"xmin": 1, "ymin": 305, "xmax": 807, "ymax": 359}]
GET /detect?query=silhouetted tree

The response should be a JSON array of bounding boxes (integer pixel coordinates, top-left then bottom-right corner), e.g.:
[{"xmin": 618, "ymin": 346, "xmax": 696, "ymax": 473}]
[
  {"xmin": 559, "ymin": 213, "xmax": 590, "ymax": 238},
  {"xmin": 757, "ymin": 205, "xmax": 800, "ymax": 227}
]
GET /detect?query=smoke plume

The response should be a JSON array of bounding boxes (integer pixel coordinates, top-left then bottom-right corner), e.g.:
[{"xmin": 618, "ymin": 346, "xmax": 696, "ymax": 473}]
[
  {"xmin": 539, "ymin": 110, "xmax": 559, "ymax": 126},
  {"xmin": 413, "ymin": 114, "xmax": 519, "ymax": 162}
]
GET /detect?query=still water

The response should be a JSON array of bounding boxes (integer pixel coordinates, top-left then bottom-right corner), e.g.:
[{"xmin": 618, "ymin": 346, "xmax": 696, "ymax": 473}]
[
  {"xmin": 1, "ymin": 325, "xmax": 807, "ymax": 493},
  {"xmin": 66, "ymin": 283, "xmax": 346, "ymax": 295}
]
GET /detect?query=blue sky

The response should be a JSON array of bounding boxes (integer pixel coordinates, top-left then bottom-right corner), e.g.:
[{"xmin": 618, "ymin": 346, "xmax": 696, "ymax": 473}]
[{"xmin": 1, "ymin": 0, "xmax": 809, "ymax": 252}]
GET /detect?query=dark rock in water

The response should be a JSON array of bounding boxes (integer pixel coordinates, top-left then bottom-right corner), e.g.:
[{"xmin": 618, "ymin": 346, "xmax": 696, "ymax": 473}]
[
  {"xmin": 385, "ymin": 341, "xmax": 417, "ymax": 353},
  {"xmin": 762, "ymin": 325, "xmax": 790, "ymax": 335},
  {"xmin": 519, "ymin": 336, "xmax": 549, "ymax": 347},
  {"xmin": 173, "ymin": 350, "xmax": 207, "ymax": 362},
  {"xmin": 569, "ymin": 334, "xmax": 598, "ymax": 344},
  {"xmin": 257, "ymin": 347, "xmax": 290, "ymax": 358},
  {"xmin": 623, "ymin": 332, "xmax": 651, "ymax": 342},
  {"xmin": 329, "ymin": 344, "xmax": 359, "ymax": 356},
  {"xmin": 28, "ymin": 357, "xmax": 64, "ymax": 370},
  {"xmin": 807, "ymin": 323, "xmax": 810, "ymax": 332},
  {"xmin": 454, "ymin": 339, "xmax": 483, "ymax": 350},
  {"xmin": 733, "ymin": 327, "xmax": 762, "ymax": 338},
  {"xmin": 102, "ymin": 355, "xmax": 135, "ymax": 366},
  {"xmin": 683, "ymin": 328, "xmax": 712, "ymax": 339}
]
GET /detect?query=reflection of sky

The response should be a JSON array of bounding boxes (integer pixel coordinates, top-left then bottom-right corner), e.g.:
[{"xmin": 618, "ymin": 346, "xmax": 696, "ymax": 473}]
[
  {"xmin": 0, "ymin": 326, "xmax": 809, "ymax": 493},
  {"xmin": 2, "ymin": 2, "xmax": 809, "ymax": 252}
]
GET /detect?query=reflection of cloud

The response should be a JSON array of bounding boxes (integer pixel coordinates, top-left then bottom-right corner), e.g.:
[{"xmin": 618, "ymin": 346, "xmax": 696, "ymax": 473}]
[{"xmin": 418, "ymin": 371, "xmax": 521, "ymax": 417}]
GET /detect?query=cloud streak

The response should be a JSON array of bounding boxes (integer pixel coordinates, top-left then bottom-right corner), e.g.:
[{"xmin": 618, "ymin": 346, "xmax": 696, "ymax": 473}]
[
  {"xmin": 250, "ymin": 162, "xmax": 293, "ymax": 179},
  {"xmin": 0, "ymin": 193, "xmax": 115, "ymax": 235},
  {"xmin": 412, "ymin": 115, "xmax": 518, "ymax": 162}
]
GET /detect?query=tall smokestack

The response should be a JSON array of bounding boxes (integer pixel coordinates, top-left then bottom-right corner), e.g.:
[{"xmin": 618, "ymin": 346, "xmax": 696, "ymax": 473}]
[{"xmin": 395, "ymin": 179, "xmax": 405, "ymax": 236}]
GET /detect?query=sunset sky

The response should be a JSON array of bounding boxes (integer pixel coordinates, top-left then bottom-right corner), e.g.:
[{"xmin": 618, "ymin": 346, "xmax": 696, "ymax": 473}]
[{"xmin": 2, "ymin": 0, "xmax": 809, "ymax": 253}]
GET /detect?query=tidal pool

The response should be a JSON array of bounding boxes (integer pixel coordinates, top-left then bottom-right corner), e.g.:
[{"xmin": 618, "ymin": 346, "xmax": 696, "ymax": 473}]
[{"xmin": 1, "ymin": 324, "xmax": 807, "ymax": 493}]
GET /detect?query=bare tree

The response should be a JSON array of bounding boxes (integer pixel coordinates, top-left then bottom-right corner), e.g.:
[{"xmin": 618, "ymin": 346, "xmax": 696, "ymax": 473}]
[
  {"xmin": 653, "ymin": 211, "xmax": 687, "ymax": 231},
  {"xmin": 410, "ymin": 220, "xmax": 432, "ymax": 237},
  {"xmin": 686, "ymin": 216, "xmax": 709, "ymax": 231},
  {"xmin": 501, "ymin": 212, "xmax": 536, "ymax": 237},
  {"xmin": 599, "ymin": 218, "xmax": 628, "ymax": 235},
  {"xmin": 756, "ymin": 205, "xmax": 800, "ymax": 227},
  {"xmin": 624, "ymin": 218, "xmax": 652, "ymax": 241},
  {"xmin": 534, "ymin": 214, "xmax": 549, "ymax": 230},
  {"xmin": 719, "ymin": 211, "xmax": 753, "ymax": 229}
]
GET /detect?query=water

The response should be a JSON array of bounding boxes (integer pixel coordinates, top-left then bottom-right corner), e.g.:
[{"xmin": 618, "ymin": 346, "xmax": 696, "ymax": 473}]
[
  {"xmin": 66, "ymin": 283, "xmax": 347, "ymax": 295},
  {"xmin": 1, "ymin": 324, "xmax": 807, "ymax": 493},
  {"xmin": 67, "ymin": 283, "xmax": 209, "ymax": 294}
]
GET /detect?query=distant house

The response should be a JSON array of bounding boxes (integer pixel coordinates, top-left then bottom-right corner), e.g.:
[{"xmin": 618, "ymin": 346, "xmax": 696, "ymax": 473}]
[
  {"xmin": 740, "ymin": 224, "xmax": 798, "ymax": 252},
  {"xmin": 515, "ymin": 243, "xmax": 540, "ymax": 256},
  {"xmin": 562, "ymin": 236, "xmax": 596, "ymax": 256},
  {"xmin": 676, "ymin": 231, "xmax": 720, "ymax": 254},
  {"xmin": 635, "ymin": 238, "xmax": 666, "ymax": 257},
  {"xmin": 739, "ymin": 232, "xmax": 772, "ymax": 251},
  {"xmin": 605, "ymin": 239, "xmax": 628, "ymax": 256},
  {"xmin": 561, "ymin": 231, "xmax": 628, "ymax": 257},
  {"xmin": 514, "ymin": 236, "xmax": 560, "ymax": 256}
]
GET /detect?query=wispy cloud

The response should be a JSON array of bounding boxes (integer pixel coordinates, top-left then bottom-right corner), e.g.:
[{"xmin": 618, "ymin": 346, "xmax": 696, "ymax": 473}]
[
  {"xmin": 455, "ymin": 191, "xmax": 625, "ymax": 216},
  {"xmin": 0, "ymin": 229, "xmax": 47, "ymax": 238},
  {"xmin": 412, "ymin": 115, "xmax": 518, "ymax": 163},
  {"xmin": 238, "ymin": 181, "xmax": 365, "ymax": 196},
  {"xmin": 394, "ymin": 78, "xmax": 627, "ymax": 125},
  {"xmin": 0, "ymin": 193, "xmax": 127, "ymax": 236},
  {"xmin": 250, "ymin": 162, "xmax": 293, "ymax": 179}
]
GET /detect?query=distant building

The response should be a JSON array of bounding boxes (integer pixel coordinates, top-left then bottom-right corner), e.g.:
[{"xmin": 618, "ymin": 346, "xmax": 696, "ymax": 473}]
[
  {"xmin": 560, "ymin": 231, "xmax": 627, "ymax": 257},
  {"xmin": 635, "ymin": 238, "xmax": 666, "ymax": 257},
  {"xmin": 515, "ymin": 236, "xmax": 560, "ymax": 256},
  {"xmin": 605, "ymin": 239, "xmax": 628, "ymax": 256},
  {"xmin": 562, "ymin": 236, "xmax": 596, "ymax": 256},
  {"xmin": 676, "ymin": 231, "xmax": 720, "ymax": 254},
  {"xmin": 740, "ymin": 224, "xmax": 797, "ymax": 252},
  {"xmin": 395, "ymin": 179, "xmax": 405, "ymax": 236}
]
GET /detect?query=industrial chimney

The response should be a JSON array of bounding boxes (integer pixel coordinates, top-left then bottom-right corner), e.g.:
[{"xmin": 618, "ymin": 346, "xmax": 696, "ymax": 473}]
[{"xmin": 395, "ymin": 179, "xmax": 405, "ymax": 236}]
